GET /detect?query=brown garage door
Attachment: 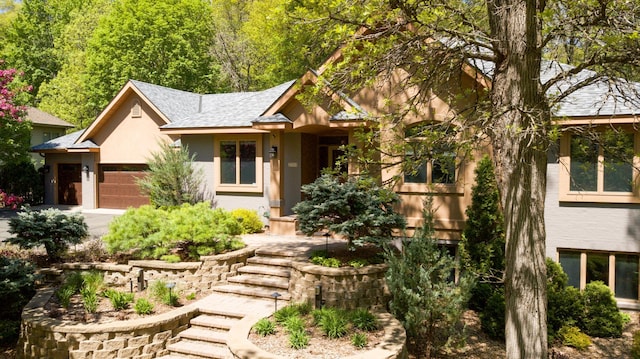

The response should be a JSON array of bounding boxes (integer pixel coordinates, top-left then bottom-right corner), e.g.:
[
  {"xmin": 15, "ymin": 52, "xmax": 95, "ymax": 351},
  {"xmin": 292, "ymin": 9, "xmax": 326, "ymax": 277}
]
[{"xmin": 98, "ymin": 165, "xmax": 150, "ymax": 209}]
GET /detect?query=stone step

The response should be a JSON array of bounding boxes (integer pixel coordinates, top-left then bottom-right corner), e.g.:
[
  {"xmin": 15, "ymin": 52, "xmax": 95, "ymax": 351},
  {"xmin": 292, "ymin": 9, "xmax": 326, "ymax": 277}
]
[
  {"xmin": 156, "ymin": 355, "xmax": 193, "ymax": 359},
  {"xmin": 166, "ymin": 340, "xmax": 229, "ymax": 359},
  {"xmin": 196, "ymin": 307, "xmax": 245, "ymax": 320},
  {"xmin": 227, "ymin": 274, "xmax": 289, "ymax": 290},
  {"xmin": 178, "ymin": 327, "xmax": 227, "ymax": 344},
  {"xmin": 190, "ymin": 314, "xmax": 239, "ymax": 330},
  {"xmin": 247, "ymin": 256, "xmax": 292, "ymax": 268},
  {"xmin": 255, "ymin": 247, "xmax": 301, "ymax": 259},
  {"xmin": 237, "ymin": 265, "xmax": 290, "ymax": 278},
  {"xmin": 212, "ymin": 284, "xmax": 291, "ymax": 301}
]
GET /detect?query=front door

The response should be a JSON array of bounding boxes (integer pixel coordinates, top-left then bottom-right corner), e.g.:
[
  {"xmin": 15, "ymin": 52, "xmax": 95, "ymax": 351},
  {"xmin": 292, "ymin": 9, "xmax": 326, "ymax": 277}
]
[
  {"xmin": 318, "ymin": 136, "xmax": 348, "ymax": 175},
  {"xmin": 58, "ymin": 164, "xmax": 82, "ymax": 205}
]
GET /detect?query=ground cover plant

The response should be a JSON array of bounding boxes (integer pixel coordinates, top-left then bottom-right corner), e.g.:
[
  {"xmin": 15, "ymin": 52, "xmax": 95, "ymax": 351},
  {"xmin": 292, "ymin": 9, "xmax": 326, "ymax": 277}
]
[
  {"xmin": 253, "ymin": 303, "xmax": 380, "ymax": 352},
  {"xmin": 103, "ymin": 202, "xmax": 246, "ymax": 261}
]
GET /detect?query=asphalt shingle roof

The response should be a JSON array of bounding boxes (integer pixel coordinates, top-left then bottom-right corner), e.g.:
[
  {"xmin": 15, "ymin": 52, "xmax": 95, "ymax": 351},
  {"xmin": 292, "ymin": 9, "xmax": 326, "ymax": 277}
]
[
  {"xmin": 31, "ymin": 130, "xmax": 85, "ymax": 151},
  {"xmin": 26, "ymin": 107, "xmax": 74, "ymax": 128},
  {"xmin": 130, "ymin": 80, "xmax": 201, "ymax": 122}
]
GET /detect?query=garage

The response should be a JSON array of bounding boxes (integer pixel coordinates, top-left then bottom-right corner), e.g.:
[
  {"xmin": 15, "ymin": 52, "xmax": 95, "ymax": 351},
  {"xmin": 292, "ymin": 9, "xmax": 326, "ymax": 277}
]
[{"xmin": 98, "ymin": 165, "xmax": 150, "ymax": 209}]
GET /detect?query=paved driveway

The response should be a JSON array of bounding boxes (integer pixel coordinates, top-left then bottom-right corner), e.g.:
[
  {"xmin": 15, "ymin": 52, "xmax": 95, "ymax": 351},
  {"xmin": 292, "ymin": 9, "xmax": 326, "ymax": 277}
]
[{"xmin": 0, "ymin": 206, "xmax": 123, "ymax": 243}]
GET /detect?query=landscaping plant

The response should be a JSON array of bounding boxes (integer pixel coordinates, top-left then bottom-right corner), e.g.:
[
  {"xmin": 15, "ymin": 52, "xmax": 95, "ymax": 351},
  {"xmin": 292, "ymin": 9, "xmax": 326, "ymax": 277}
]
[
  {"xmin": 134, "ymin": 298, "xmax": 154, "ymax": 315},
  {"xmin": 231, "ymin": 208, "xmax": 264, "ymax": 233},
  {"xmin": 288, "ymin": 329, "xmax": 310, "ymax": 349},
  {"xmin": 293, "ymin": 173, "xmax": 406, "ymax": 249},
  {"xmin": 254, "ymin": 318, "xmax": 276, "ymax": 336},
  {"xmin": 385, "ymin": 198, "xmax": 473, "ymax": 357},
  {"xmin": 8, "ymin": 207, "xmax": 89, "ymax": 262},
  {"xmin": 105, "ymin": 289, "xmax": 134, "ymax": 310},
  {"xmin": 557, "ymin": 325, "xmax": 591, "ymax": 350},
  {"xmin": 582, "ymin": 281, "xmax": 625, "ymax": 338},
  {"xmin": 0, "ymin": 257, "xmax": 37, "ymax": 345},
  {"xmin": 351, "ymin": 308, "xmax": 378, "ymax": 331},
  {"xmin": 351, "ymin": 333, "xmax": 368, "ymax": 348},
  {"xmin": 137, "ymin": 143, "xmax": 205, "ymax": 207}
]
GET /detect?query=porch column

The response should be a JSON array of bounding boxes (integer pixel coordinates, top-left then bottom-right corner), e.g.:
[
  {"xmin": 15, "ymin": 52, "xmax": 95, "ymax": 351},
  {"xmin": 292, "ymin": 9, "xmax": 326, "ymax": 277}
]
[{"xmin": 269, "ymin": 130, "xmax": 284, "ymax": 218}]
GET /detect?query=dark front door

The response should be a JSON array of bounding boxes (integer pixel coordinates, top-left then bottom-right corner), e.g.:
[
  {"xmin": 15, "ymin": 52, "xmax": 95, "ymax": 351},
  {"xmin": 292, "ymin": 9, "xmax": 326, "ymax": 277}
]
[{"xmin": 58, "ymin": 164, "xmax": 82, "ymax": 205}]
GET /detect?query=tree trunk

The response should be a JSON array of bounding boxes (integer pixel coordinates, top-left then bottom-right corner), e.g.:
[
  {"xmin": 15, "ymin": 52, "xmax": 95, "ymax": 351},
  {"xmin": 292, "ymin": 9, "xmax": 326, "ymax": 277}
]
[{"xmin": 487, "ymin": 0, "xmax": 549, "ymax": 358}]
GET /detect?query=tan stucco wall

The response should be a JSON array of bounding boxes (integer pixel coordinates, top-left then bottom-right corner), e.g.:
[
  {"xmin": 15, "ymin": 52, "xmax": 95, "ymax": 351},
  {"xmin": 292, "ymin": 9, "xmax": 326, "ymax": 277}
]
[{"xmin": 91, "ymin": 96, "xmax": 175, "ymax": 164}]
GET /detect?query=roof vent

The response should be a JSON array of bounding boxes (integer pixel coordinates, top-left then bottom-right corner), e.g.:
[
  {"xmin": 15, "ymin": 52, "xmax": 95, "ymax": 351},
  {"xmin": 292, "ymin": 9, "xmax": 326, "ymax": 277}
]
[{"xmin": 132, "ymin": 100, "xmax": 141, "ymax": 118}]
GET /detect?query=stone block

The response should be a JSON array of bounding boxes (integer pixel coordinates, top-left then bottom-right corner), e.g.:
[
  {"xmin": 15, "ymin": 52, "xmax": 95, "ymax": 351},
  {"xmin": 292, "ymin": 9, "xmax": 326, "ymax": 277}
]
[
  {"xmin": 127, "ymin": 334, "xmax": 150, "ymax": 348},
  {"xmin": 152, "ymin": 330, "xmax": 172, "ymax": 343},
  {"xmin": 103, "ymin": 338, "xmax": 126, "ymax": 351},
  {"xmin": 79, "ymin": 340, "xmax": 103, "ymax": 351},
  {"xmin": 133, "ymin": 354, "xmax": 153, "ymax": 359},
  {"xmin": 117, "ymin": 346, "xmax": 141, "ymax": 358},
  {"xmin": 69, "ymin": 350, "xmax": 92, "ymax": 359},
  {"xmin": 142, "ymin": 341, "xmax": 164, "ymax": 354},
  {"xmin": 92, "ymin": 349, "xmax": 118, "ymax": 359}
]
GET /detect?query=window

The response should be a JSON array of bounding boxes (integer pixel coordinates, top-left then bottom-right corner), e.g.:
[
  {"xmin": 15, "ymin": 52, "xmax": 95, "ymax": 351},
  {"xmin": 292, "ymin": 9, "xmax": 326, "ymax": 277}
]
[
  {"xmin": 214, "ymin": 135, "xmax": 263, "ymax": 193},
  {"xmin": 558, "ymin": 250, "xmax": 640, "ymax": 302},
  {"xmin": 560, "ymin": 130, "xmax": 638, "ymax": 203},
  {"xmin": 402, "ymin": 123, "xmax": 456, "ymax": 186}
]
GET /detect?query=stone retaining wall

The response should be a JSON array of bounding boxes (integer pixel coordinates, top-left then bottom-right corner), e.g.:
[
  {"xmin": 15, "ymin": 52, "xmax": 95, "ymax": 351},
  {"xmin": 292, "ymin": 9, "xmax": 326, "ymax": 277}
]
[
  {"xmin": 17, "ymin": 288, "xmax": 199, "ymax": 359},
  {"xmin": 59, "ymin": 247, "xmax": 254, "ymax": 294},
  {"xmin": 288, "ymin": 262, "xmax": 389, "ymax": 309}
]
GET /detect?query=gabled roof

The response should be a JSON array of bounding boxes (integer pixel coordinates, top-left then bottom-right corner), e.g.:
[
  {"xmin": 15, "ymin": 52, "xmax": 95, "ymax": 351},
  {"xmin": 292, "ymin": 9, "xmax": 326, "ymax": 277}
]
[
  {"xmin": 26, "ymin": 107, "xmax": 74, "ymax": 128},
  {"xmin": 31, "ymin": 130, "xmax": 85, "ymax": 151},
  {"xmin": 129, "ymin": 80, "xmax": 201, "ymax": 121},
  {"xmin": 162, "ymin": 80, "xmax": 296, "ymax": 129}
]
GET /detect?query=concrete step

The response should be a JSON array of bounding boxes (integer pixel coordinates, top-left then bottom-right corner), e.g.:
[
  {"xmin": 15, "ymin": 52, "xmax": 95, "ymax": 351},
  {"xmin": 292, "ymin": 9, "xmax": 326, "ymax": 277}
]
[
  {"xmin": 178, "ymin": 327, "xmax": 227, "ymax": 344},
  {"xmin": 212, "ymin": 284, "xmax": 291, "ymax": 301},
  {"xmin": 247, "ymin": 256, "xmax": 292, "ymax": 268},
  {"xmin": 237, "ymin": 265, "xmax": 290, "ymax": 278},
  {"xmin": 190, "ymin": 314, "xmax": 239, "ymax": 330},
  {"xmin": 156, "ymin": 355, "xmax": 193, "ymax": 359},
  {"xmin": 227, "ymin": 274, "xmax": 289, "ymax": 290},
  {"xmin": 166, "ymin": 339, "xmax": 229, "ymax": 359}
]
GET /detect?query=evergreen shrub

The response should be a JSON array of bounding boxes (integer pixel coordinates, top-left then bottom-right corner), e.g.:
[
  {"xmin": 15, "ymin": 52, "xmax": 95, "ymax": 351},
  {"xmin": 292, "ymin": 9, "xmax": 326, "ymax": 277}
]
[
  {"xmin": 104, "ymin": 202, "xmax": 244, "ymax": 260},
  {"xmin": 547, "ymin": 259, "xmax": 584, "ymax": 339},
  {"xmin": 558, "ymin": 325, "xmax": 591, "ymax": 350},
  {"xmin": 8, "ymin": 207, "xmax": 88, "ymax": 262},
  {"xmin": 0, "ymin": 257, "xmax": 37, "ymax": 345},
  {"xmin": 582, "ymin": 281, "xmax": 625, "ymax": 338}
]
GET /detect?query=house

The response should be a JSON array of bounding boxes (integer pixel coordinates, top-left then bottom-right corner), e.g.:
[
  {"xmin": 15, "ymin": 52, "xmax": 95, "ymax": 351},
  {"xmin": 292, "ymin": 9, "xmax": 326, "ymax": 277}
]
[
  {"xmin": 33, "ymin": 51, "xmax": 640, "ymax": 306},
  {"xmin": 26, "ymin": 107, "xmax": 74, "ymax": 166}
]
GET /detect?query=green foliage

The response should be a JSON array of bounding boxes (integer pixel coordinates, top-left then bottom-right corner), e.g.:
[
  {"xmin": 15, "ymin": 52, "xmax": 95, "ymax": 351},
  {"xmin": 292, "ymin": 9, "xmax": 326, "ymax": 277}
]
[
  {"xmin": 64, "ymin": 271, "xmax": 84, "ymax": 292},
  {"xmin": 582, "ymin": 281, "xmax": 624, "ymax": 338},
  {"xmin": 186, "ymin": 292, "xmax": 196, "ymax": 301},
  {"xmin": 293, "ymin": 173, "xmax": 406, "ymax": 248},
  {"xmin": 84, "ymin": 0, "xmax": 222, "ymax": 116},
  {"xmin": 632, "ymin": 330, "xmax": 640, "ymax": 359},
  {"xmin": 348, "ymin": 259, "xmax": 369, "ymax": 268},
  {"xmin": 137, "ymin": 144, "xmax": 205, "ymax": 207},
  {"xmin": 105, "ymin": 289, "xmax": 134, "ymax": 310},
  {"xmin": 0, "ymin": 256, "xmax": 37, "ymax": 344},
  {"xmin": 292, "ymin": 302, "xmax": 312, "ymax": 316},
  {"xmin": 81, "ymin": 270, "xmax": 104, "ymax": 294},
  {"xmin": 253, "ymin": 318, "xmax": 276, "ymax": 337},
  {"xmin": 318, "ymin": 309, "xmax": 348, "ymax": 339},
  {"xmin": 288, "ymin": 329, "xmax": 309, "ymax": 349},
  {"xmin": 134, "ymin": 298, "xmax": 154, "ymax": 315},
  {"xmin": 0, "ymin": 67, "xmax": 33, "ymax": 166},
  {"xmin": 284, "ymin": 315, "xmax": 305, "ymax": 334},
  {"xmin": 385, "ymin": 199, "xmax": 473, "ymax": 355},
  {"xmin": 81, "ymin": 286, "xmax": 98, "ymax": 313},
  {"xmin": 479, "ymin": 287, "xmax": 506, "ymax": 340},
  {"xmin": 55, "ymin": 285, "xmax": 75, "ymax": 308},
  {"xmin": 104, "ymin": 203, "xmax": 245, "ymax": 260},
  {"xmin": 160, "ymin": 254, "xmax": 181, "ymax": 263},
  {"xmin": 274, "ymin": 304, "xmax": 301, "ymax": 324},
  {"xmin": 0, "ymin": 160, "xmax": 43, "ymax": 205},
  {"xmin": 351, "ymin": 308, "xmax": 378, "ymax": 331},
  {"xmin": 7, "ymin": 207, "xmax": 88, "ymax": 262},
  {"xmin": 547, "ymin": 259, "xmax": 584, "ymax": 339},
  {"xmin": 310, "ymin": 253, "xmax": 341, "ymax": 268},
  {"xmin": 557, "ymin": 326, "xmax": 591, "ymax": 350},
  {"xmin": 351, "ymin": 332, "xmax": 368, "ymax": 348},
  {"xmin": 149, "ymin": 280, "xmax": 179, "ymax": 306},
  {"xmin": 231, "ymin": 208, "xmax": 264, "ymax": 234}
]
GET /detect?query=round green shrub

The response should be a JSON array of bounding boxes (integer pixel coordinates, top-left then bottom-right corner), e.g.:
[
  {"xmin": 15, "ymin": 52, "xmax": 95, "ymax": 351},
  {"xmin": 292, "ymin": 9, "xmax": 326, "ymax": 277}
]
[
  {"xmin": 231, "ymin": 208, "xmax": 264, "ymax": 233},
  {"xmin": 582, "ymin": 281, "xmax": 624, "ymax": 338}
]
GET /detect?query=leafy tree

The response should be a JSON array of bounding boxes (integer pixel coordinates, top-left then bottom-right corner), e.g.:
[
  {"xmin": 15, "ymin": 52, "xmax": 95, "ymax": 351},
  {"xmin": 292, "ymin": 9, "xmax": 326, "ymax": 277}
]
[
  {"xmin": 84, "ymin": 0, "xmax": 222, "ymax": 117},
  {"xmin": 293, "ymin": 0, "xmax": 640, "ymax": 356},
  {"xmin": 293, "ymin": 173, "xmax": 406, "ymax": 249},
  {"xmin": 137, "ymin": 144, "xmax": 206, "ymax": 207},
  {"xmin": 0, "ymin": 66, "xmax": 31, "ymax": 165},
  {"xmin": 385, "ymin": 198, "xmax": 473, "ymax": 358},
  {"xmin": 7, "ymin": 207, "xmax": 88, "ymax": 262},
  {"xmin": 0, "ymin": 159, "xmax": 43, "ymax": 205}
]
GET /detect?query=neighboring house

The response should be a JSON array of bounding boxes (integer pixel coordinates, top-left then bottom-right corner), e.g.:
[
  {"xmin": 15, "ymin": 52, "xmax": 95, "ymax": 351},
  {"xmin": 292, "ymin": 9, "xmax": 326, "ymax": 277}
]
[
  {"xmin": 27, "ymin": 107, "xmax": 74, "ymax": 166},
  {"xmin": 32, "ymin": 52, "xmax": 640, "ymax": 306}
]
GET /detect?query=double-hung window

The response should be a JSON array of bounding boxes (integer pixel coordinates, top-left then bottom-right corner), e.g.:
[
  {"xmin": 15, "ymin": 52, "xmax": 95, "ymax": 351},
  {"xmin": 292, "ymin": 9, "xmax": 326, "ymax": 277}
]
[{"xmin": 215, "ymin": 134, "xmax": 263, "ymax": 193}]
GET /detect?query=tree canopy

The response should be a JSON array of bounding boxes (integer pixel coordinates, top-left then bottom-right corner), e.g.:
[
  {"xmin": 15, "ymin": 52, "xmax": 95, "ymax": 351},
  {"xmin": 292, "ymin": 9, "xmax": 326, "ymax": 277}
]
[{"xmin": 0, "ymin": 66, "xmax": 31, "ymax": 165}]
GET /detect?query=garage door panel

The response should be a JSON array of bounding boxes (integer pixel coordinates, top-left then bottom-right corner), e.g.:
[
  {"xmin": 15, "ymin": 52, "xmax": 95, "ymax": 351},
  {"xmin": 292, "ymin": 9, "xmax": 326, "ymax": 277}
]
[{"xmin": 98, "ymin": 165, "xmax": 150, "ymax": 209}]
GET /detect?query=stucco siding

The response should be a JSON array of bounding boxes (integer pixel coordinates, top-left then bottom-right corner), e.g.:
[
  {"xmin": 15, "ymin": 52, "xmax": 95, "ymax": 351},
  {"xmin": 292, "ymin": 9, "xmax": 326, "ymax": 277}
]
[
  {"xmin": 545, "ymin": 162, "xmax": 640, "ymax": 258},
  {"xmin": 283, "ymin": 133, "xmax": 302, "ymax": 215}
]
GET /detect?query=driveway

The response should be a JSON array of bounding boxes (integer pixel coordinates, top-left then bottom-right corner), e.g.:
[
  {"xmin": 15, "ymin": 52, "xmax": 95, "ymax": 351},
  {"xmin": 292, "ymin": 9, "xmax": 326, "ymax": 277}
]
[{"xmin": 0, "ymin": 206, "xmax": 123, "ymax": 243}]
